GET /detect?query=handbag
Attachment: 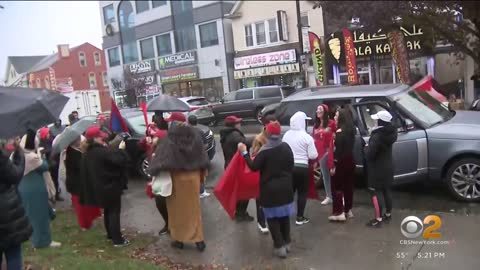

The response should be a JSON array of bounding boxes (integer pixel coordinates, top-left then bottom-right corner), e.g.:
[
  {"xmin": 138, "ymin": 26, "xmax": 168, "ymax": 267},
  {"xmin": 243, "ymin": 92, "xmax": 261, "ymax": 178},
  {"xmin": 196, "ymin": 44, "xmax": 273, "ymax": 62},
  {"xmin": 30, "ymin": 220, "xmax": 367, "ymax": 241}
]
[{"xmin": 151, "ymin": 171, "xmax": 172, "ymax": 197}]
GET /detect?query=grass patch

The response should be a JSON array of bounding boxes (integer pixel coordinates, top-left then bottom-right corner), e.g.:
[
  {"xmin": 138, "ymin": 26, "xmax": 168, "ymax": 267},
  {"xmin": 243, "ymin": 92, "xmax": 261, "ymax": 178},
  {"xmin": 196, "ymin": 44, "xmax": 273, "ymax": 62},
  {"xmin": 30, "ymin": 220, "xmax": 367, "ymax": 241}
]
[{"xmin": 22, "ymin": 210, "xmax": 162, "ymax": 270}]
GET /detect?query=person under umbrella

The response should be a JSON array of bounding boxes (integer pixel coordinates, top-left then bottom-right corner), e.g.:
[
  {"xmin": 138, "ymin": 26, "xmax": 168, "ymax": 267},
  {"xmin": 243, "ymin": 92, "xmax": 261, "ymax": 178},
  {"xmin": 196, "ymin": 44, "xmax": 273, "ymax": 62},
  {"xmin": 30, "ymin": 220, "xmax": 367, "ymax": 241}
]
[
  {"xmin": 0, "ymin": 139, "xmax": 32, "ymax": 270},
  {"xmin": 238, "ymin": 122, "xmax": 295, "ymax": 258},
  {"xmin": 49, "ymin": 119, "xmax": 65, "ymax": 138},
  {"xmin": 149, "ymin": 122, "xmax": 209, "ymax": 252},
  {"xmin": 18, "ymin": 129, "xmax": 61, "ymax": 249},
  {"xmin": 80, "ymin": 126, "xmax": 130, "ymax": 247},
  {"xmin": 39, "ymin": 127, "xmax": 64, "ymax": 202}
]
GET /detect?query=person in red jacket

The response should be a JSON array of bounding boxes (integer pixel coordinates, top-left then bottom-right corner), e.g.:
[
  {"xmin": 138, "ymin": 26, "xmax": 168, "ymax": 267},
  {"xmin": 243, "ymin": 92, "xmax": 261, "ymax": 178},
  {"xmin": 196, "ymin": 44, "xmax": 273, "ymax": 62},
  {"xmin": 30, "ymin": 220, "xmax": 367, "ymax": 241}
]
[{"xmin": 313, "ymin": 104, "xmax": 335, "ymax": 205}]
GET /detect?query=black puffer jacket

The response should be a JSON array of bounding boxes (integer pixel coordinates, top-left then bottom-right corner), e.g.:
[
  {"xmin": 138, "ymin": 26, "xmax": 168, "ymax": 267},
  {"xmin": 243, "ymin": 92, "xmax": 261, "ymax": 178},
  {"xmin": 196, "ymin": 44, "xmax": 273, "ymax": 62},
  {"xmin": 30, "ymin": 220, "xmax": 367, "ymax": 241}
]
[
  {"xmin": 365, "ymin": 124, "xmax": 398, "ymax": 189},
  {"xmin": 220, "ymin": 127, "xmax": 246, "ymax": 169},
  {"xmin": 65, "ymin": 146, "xmax": 83, "ymax": 195},
  {"xmin": 0, "ymin": 148, "xmax": 33, "ymax": 250}
]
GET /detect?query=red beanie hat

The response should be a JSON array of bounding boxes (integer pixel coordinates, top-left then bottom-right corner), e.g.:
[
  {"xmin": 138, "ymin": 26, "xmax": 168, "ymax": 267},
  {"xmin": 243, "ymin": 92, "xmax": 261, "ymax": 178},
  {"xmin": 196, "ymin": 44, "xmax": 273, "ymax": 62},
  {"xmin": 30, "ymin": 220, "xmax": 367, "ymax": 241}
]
[
  {"xmin": 39, "ymin": 127, "xmax": 50, "ymax": 140},
  {"xmin": 321, "ymin": 104, "xmax": 330, "ymax": 113},
  {"xmin": 266, "ymin": 122, "xmax": 281, "ymax": 136}
]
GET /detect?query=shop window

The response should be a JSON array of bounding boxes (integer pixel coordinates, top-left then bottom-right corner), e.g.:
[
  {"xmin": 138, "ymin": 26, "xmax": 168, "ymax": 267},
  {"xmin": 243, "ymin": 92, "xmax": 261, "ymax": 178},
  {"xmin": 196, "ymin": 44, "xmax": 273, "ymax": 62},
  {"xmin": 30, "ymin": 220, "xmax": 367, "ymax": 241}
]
[
  {"xmin": 255, "ymin": 22, "xmax": 266, "ymax": 45},
  {"xmin": 156, "ymin": 33, "xmax": 172, "ymax": 56},
  {"xmin": 409, "ymin": 57, "xmax": 428, "ymax": 82},
  {"xmin": 236, "ymin": 90, "xmax": 253, "ymax": 100},
  {"xmin": 79, "ymin": 52, "xmax": 86, "ymax": 67},
  {"xmin": 140, "ymin": 37, "xmax": 155, "ymax": 60},
  {"xmin": 102, "ymin": 72, "xmax": 108, "ymax": 87},
  {"xmin": 152, "ymin": 0, "xmax": 166, "ymax": 8},
  {"xmin": 36, "ymin": 78, "xmax": 41, "ymax": 88},
  {"xmin": 119, "ymin": 0, "xmax": 139, "ymax": 64},
  {"xmin": 103, "ymin": 4, "xmax": 115, "ymax": 24},
  {"xmin": 199, "ymin": 22, "xmax": 219, "ymax": 48},
  {"xmin": 94, "ymin": 52, "xmax": 102, "ymax": 66},
  {"xmin": 44, "ymin": 76, "xmax": 50, "ymax": 89},
  {"xmin": 135, "ymin": 0, "xmax": 149, "ymax": 13},
  {"xmin": 89, "ymin": 72, "xmax": 97, "ymax": 88},
  {"xmin": 245, "ymin": 25, "xmax": 253, "ymax": 47},
  {"xmin": 108, "ymin": 47, "xmax": 121, "ymax": 67},
  {"xmin": 268, "ymin": 19, "xmax": 278, "ymax": 43}
]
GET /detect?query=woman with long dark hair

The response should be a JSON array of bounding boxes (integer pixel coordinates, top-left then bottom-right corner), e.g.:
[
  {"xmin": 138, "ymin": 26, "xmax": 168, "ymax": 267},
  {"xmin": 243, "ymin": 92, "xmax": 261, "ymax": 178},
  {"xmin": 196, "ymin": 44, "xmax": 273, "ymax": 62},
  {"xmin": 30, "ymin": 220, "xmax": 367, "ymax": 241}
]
[
  {"xmin": 313, "ymin": 105, "xmax": 335, "ymax": 205},
  {"xmin": 329, "ymin": 108, "xmax": 356, "ymax": 222}
]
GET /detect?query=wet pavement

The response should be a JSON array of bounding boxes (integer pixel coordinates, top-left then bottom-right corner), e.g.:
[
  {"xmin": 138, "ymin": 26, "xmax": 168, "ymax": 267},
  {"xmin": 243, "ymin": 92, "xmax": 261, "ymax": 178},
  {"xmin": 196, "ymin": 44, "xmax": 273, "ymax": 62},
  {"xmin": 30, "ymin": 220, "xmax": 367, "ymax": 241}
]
[{"xmin": 118, "ymin": 136, "xmax": 480, "ymax": 270}]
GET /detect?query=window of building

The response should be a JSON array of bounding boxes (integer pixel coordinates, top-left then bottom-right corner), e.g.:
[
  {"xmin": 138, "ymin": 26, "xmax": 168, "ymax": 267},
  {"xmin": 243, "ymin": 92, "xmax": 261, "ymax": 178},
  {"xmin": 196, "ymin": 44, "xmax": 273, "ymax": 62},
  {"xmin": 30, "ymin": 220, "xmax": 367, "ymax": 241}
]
[
  {"xmin": 139, "ymin": 37, "xmax": 155, "ymax": 60},
  {"xmin": 36, "ymin": 78, "xmax": 41, "ymax": 88},
  {"xmin": 245, "ymin": 25, "xmax": 253, "ymax": 47},
  {"xmin": 94, "ymin": 52, "xmax": 101, "ymax": 66},
  {"xmin": 199, "ymin": 22, "xmax": 219, "ymax": 48},
  {"xmin": 172, "ymin": 0, "xmax": 192, "ymax": 13},
  {"xmin": 135, "ymin": 0, "xmax": 149, "ymax": 13},
  {"xmin": 119, "ymin": 0, "xmax": 139, "ymax": 64},
  {"xmin": 89, "ymin": 72, "xmax": 97, "ymax": 88},
  {"xmin": 79, "ymin": 52, "xmax": 86, "ymax": 67},
  {"xmin": 102, "ymin": 72, "xmax": 109, "ymax": 87},
  {"xmin": 156, "ymin": 33, "xmax": 172, "ymax": 56},
  {"xmin": 255, "ymin": 22, "xmax": 266, "ymax": 45},
  {"xmin": 268, "ymin": 19, "xmax": 278, "ymax": 43},
  {"xmin": 103, "ymin": 4, "xmax": 115, "ymax": 24},
  {"xmin": 108, "ymin": 47, "xmax": 121, "ymax": 67},
  {"xmin": 152, "ymin": 0, "xmax": 166, "ymax": 8},
  {"xmin": 175, "ymin": 27, "xmax": 196, "ymax": 52},
  {"xmin": 301, "ymin": 13, "xmax": 309, "ymax": 27},
  {"xmin": 44, "ymin": 76, "xmax": 50, "ymax": 89}
]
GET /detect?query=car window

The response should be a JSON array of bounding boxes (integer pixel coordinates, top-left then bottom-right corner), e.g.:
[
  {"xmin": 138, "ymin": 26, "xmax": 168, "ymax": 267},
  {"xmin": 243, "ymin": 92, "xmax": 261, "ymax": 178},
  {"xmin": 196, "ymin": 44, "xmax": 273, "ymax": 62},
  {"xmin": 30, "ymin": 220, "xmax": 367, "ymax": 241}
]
[
  {"xmin": 256, "ymin": 87, "xmax": 282, "ymax": 99},
  {"xmin": 281, "ymin": 86, "xmax": 296, "ymax": 97},
  {"xmin": 187, "ymin": 98, "xmax": 208, "ymax": 106},
  {"xmin": 276, "ymin": 99, "xmax": 319, "ymax": 126},
  {"xmin": 236, "ymin": 90, "xmax": 253, "ymax": 100},
  {"xmin": 125, "ymin": 114, "xmax": 148, "ymax": 135},
  {"xmin": 223, "ymin": 92, "xmax": 236, "ymax": 102}
]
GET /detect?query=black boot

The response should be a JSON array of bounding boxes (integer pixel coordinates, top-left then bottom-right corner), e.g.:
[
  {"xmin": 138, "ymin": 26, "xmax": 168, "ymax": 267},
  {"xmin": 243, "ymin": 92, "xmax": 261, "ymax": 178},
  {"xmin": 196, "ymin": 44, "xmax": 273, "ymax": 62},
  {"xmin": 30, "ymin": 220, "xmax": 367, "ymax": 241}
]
[
  {"xmin": 171, "ymin": 241, "xmax": 184, "ymax": 249},
  {"xmin": 195, "ymin": 241, "xmax": 206, "ymax": 252}
]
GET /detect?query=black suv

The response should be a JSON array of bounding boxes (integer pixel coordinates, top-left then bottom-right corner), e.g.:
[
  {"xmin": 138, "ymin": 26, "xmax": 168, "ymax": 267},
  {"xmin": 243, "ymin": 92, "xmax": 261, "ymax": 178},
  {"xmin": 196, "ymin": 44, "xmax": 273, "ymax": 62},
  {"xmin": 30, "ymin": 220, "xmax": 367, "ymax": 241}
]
[{"xmin": 212, "ymin": 85, "xmax": 295, "ymax": 123}]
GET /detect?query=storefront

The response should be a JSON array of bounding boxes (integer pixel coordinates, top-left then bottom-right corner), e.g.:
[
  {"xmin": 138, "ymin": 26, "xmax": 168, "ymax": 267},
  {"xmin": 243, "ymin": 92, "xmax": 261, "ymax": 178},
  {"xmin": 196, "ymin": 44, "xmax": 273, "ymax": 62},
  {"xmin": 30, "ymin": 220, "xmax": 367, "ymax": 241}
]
[
  {"xmin": 326, "ymin": 24, "xmax": 435, "ymax": 85},
  {"xmin": 234, "ymin": 49, "xmax": 304, "ymax": 89},
  {"xmin": 123, "ymin": 59, "xmax": 162, "ymax": 105},
  {"xmin": 158, "ymin": 51, "xmax": 225, "ymax": 102}
]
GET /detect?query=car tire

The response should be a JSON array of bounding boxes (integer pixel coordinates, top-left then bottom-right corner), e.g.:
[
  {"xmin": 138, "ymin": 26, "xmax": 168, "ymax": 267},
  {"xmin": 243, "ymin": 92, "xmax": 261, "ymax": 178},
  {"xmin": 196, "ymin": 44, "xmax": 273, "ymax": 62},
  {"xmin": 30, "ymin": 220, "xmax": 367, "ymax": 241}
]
[
  {"xmin": 256, "ymin": 108, "xmax": 264, "ymax": 124},
  {"xmin": 138, "ymin": 155, "xmax": 151, "ymax": 180},
  {"xmin": 445, "ymin": 158, "xmax": 480, "ymax": 202}
]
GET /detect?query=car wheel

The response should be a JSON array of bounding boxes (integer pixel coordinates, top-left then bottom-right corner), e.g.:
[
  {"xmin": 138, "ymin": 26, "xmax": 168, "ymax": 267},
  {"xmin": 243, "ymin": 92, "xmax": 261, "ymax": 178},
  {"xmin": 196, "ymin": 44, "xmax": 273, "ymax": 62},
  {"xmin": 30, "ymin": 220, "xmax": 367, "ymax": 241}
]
[
  {"xmin": 139, "ymin": 156, "xmax": 151, "ymax": 179},
  {"xmin": 256, "ymin": 108, "xmax": 264, "ymax": 124},
  {"xmin": 445, "ymin": 158, "xmax": 480, "ymax": 202}
]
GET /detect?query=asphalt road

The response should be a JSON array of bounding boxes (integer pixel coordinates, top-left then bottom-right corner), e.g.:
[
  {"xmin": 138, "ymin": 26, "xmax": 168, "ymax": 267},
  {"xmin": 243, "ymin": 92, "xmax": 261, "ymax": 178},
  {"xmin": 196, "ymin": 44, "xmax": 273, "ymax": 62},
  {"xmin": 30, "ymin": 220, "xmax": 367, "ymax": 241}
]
[{"xmin": 117, "ymin": 134, "xmax": 479, "ymax": 270}]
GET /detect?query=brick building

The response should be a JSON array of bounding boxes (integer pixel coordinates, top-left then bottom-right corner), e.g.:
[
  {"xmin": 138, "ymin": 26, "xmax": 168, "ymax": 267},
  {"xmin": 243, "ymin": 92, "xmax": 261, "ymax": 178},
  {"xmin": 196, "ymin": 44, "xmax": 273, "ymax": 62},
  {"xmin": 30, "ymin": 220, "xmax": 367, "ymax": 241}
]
[{"xmin": 27, "ymin": 42, "xmax": 111, "ymax": 111}]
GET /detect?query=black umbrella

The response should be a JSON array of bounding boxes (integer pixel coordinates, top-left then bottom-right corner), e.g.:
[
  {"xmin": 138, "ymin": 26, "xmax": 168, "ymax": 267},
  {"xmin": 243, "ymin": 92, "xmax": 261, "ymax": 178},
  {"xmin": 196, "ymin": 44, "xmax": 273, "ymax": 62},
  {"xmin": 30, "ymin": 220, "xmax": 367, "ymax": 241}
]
[
  {"xmin": 146, "ymin": 95, "xmax": 190, "ymax": 112},
  {"xmin": 0, "ymin": 87, "xmax": 69, "ymax": 138}
]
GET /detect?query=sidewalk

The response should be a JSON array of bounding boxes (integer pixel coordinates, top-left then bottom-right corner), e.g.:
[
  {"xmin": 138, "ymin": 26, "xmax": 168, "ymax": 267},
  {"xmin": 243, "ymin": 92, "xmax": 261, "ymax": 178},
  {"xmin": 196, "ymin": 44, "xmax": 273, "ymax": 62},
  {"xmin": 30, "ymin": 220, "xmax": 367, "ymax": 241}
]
[{"xmin": 120, "ymin": 180, "xmax": 480, "ymax": 270}]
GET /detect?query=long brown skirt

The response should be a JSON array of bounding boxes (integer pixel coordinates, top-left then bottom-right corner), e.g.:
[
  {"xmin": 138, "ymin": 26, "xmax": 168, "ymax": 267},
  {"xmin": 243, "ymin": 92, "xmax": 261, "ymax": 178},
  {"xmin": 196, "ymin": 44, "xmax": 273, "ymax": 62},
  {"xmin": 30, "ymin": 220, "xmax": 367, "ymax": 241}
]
[{"xmin": 166, "ymin": 170, "xmax": 205, "ymax": 243}]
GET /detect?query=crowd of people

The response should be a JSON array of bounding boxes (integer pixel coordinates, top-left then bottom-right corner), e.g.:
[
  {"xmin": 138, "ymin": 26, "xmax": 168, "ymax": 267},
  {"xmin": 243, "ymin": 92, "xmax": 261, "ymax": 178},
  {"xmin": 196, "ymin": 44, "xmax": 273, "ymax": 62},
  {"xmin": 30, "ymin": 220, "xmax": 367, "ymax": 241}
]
[{"xmin": 0, "ymin": 103, "xmax": 398, "ymax": 267}]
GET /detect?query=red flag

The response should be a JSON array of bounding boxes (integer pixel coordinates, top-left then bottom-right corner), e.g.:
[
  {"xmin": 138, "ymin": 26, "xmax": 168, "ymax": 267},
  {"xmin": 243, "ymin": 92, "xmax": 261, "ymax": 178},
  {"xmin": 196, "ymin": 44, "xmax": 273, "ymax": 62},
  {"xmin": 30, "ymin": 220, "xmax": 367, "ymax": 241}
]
[
  {"xmin": 412, "ymin": 75, "xmax": 447, "ymax": 103},
  {"xmin": 214, "ymin": 152, "xmax": 260, "ymax": 220},
  {"xmin": 388, "ymin": 31, "xmax": 411, "ymax": 84},
  {"xmin": 342, "ymin": 29, "xmax": 358, "ymax": 85},
  {"xmin": 140, "ymin": 102, "xmax": 149, "ymax": 127},
  {"xmin": 109, "ymin": 98, "xmax": 129, "ymax": 133},
  {"xmin": 308, "ymin": 31, "xmax": 325, "ymax": 86}
]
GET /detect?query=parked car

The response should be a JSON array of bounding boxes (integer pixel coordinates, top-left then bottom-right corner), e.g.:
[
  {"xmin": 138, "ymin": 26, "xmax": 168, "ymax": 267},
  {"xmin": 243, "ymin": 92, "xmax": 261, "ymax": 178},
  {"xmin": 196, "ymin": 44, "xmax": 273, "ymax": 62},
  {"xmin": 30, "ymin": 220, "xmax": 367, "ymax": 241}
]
[
  {"xmin": 101, "ymin": 109, "xmax": 215, "ymax": 178},
  {"xmin": 470, "ymin": 99, "xmax": 480, "ymax": 111},
  {"xmin": 275, "ymin": 84, "xmax": 480, "ymax": 202},
  {"xmin": 178, "ymin": 96, "xmax": 215, "ymax": 125},
  {"xmin": 212, "ymin": 85, "xmax": 295, "ymax": 124}
]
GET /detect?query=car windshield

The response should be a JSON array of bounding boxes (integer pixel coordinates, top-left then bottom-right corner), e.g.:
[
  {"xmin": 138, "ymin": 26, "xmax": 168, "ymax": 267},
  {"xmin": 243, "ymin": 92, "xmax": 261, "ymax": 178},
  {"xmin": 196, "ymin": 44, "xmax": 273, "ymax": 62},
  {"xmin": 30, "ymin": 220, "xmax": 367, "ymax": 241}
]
[
  {"xmin": 392, "ymin": 89, "xmax": 454, "ymax": 128},
  {"xmin": 126, "ymin": 113, "xmax": 152, "ymax": 135}
]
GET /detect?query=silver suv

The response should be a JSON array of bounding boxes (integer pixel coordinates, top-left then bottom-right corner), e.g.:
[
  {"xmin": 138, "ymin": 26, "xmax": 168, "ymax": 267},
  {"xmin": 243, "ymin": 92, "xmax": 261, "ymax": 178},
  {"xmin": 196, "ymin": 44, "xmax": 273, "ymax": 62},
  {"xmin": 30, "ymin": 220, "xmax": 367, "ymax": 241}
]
[{"xmin": 276, "ymin": 84, "xmax": 480, "ymax": 202}]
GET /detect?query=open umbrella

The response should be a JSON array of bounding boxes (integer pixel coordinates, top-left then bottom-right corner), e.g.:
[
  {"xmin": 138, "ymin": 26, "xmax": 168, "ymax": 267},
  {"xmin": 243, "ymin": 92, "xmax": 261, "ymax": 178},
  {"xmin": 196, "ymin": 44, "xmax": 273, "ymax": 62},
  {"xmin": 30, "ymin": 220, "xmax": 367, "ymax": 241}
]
[
  {"xmin": 0, "ymin": 87, "xmax": 69, "ymax": 138},
  {"xmin": 146, "ymin": 95, "xmax": 190, "ymax": 112},
  {"xmin": 52, "ymin": 116, "xmax": 96, "ymax": 154}
]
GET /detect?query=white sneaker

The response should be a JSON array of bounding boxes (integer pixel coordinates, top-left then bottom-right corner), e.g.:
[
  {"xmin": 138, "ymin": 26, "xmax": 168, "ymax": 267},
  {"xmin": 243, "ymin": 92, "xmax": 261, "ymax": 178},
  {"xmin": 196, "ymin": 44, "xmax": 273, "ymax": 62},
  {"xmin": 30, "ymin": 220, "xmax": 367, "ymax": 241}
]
[
  {"xmin": 321, "ymin": 197, "xmax": 333, "ymax": 205},
  {"xmin": 257, "ymin": 223, "xmax": 269, "ymax": 234},
  {"xmin": 50, "ymin": 241, "xmax": 62, "ymax": 248},
  {"xmin": 346, "ymin": 210, "xmax": 354, "ymax": 219},
  {"xmin": 199, "ymin": 191, "xmax": 211, "ymax": 199},
  {"xmin": 328, "ymin": 213, "xmax": 346, "ymax": 222}
]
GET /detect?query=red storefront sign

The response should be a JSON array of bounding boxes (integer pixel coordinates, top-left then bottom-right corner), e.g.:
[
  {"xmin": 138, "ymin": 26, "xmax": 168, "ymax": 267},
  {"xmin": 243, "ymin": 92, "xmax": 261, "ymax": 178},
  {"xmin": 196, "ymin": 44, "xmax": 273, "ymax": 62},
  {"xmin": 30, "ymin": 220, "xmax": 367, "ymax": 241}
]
[
  {"xmin": 342, "ymin": 29, "xmax": 358, "ymax": 85},
  {"xmin": 308, "ymin": 32, "xmax": 324, "ymax": 86},
  {"xmin": 388, "ymin": 31, "xmax": 411, "ymax": 84}
]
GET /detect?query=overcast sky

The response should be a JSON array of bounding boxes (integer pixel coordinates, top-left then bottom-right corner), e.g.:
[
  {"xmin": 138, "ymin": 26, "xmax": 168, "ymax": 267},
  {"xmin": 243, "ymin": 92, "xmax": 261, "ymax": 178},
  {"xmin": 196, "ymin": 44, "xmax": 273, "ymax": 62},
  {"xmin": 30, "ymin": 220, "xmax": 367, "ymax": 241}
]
[{"xmin": 0, "ymin": 1, "xmax": 102, "ymax": 81}]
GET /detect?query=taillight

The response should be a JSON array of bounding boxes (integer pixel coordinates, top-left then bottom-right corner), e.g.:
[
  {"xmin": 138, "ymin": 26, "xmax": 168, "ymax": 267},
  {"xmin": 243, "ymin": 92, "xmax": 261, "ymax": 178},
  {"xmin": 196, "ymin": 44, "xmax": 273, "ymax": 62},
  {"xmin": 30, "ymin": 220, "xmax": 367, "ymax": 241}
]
[{"xmin": 190, "ymin": 106, "xmax": 200, "ymax": 111}]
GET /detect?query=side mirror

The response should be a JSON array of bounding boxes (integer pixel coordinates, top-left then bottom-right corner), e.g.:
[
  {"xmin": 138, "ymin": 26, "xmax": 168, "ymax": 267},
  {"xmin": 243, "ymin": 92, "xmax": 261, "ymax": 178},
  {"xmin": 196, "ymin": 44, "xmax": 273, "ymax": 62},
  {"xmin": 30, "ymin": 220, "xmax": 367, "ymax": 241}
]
[{"xmin": 405, "ymin": 119, "xmax": 415, "ymax": 131}]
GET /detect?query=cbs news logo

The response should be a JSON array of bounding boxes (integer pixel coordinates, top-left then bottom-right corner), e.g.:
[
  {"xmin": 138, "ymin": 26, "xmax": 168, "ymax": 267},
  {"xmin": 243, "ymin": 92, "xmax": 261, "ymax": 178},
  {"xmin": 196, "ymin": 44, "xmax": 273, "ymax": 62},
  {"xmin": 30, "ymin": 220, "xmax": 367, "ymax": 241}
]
[{"xmin": 400, "ymin": 215, "xmax": 442, "ymax": 239}]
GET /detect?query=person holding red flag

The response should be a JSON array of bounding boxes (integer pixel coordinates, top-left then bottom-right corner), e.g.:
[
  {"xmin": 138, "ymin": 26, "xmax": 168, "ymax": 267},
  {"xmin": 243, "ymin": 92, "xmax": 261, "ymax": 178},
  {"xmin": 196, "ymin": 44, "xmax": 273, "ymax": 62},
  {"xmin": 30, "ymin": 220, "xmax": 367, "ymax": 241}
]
[{"xmin": 238, "ymin": 122, "xmax": 294, "ymax": 258}]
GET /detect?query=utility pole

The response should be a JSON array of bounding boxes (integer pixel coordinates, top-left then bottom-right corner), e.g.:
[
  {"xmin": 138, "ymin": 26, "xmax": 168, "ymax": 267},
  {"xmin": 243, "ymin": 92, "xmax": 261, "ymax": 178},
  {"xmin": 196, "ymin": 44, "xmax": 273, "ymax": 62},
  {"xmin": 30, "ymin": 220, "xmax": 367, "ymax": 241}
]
[{"xmin": 295, "ymin": 0, "xmax": 305, "ymax": 88}]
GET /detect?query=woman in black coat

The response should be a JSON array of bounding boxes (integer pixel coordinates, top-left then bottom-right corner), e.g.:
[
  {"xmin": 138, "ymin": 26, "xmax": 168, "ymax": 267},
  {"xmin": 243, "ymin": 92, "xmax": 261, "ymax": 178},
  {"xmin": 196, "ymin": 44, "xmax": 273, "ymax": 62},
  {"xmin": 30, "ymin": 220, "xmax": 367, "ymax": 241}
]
[
  {"xmin": 365, "ymin": 111, "xmax": 398, "ymax": 228},
  {"xmin": 80, "ymin": 126, "xmax": 130, "ymax": 246},
  {"xmin": 238, "ymin": 122, "xmax": 295, "ymax": 259},
  {"xmin": 0, "ymin": 145, "xmax": 32, "ymax": 270}
]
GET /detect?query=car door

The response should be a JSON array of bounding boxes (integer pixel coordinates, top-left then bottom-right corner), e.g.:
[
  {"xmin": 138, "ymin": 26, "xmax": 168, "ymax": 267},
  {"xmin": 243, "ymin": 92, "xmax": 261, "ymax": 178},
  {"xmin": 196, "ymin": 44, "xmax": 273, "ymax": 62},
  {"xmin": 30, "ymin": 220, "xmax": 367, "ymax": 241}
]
[{"xmin": 354, "ymin": 98, "xmax": 428, "ymax": 182}]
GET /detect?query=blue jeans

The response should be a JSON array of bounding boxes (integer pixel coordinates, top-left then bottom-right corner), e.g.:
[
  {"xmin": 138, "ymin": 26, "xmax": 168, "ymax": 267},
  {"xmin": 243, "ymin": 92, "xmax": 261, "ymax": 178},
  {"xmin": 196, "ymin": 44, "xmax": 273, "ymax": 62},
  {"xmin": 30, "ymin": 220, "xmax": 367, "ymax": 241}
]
[
  {"xmin": 320, "ymin": 152, "xmax": 332, "ymax": 199},
  {"xmin": 0, "ymin": 244, "xmax": 22, "ymax": 270}
]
